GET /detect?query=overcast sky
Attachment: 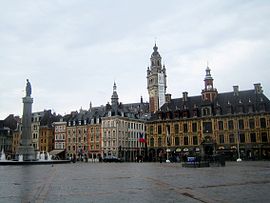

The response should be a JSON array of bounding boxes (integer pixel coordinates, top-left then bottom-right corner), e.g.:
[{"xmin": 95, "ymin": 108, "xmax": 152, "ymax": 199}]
[{"xmin": 0, "ymin": 0, "xmax": 269, "ymax": 119}]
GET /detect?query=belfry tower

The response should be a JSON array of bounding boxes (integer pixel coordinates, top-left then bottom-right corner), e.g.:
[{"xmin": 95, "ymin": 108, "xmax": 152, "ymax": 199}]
[
  {"xmin": 201, "ymin": 66, "xmax": 218, "ymax": 102},
  {"xmin": 147, "ymin": 43, "xmax": 167, "ymax": 113},
  {"xmin": 111, "ymin": 81, "xmax": 119, "ymax": 107}
]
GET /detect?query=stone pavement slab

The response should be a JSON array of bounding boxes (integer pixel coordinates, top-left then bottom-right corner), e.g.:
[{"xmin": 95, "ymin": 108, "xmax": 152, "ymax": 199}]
[{"xmin": 0, "ymin": 161, "xmax": 269, "ymax": 202}]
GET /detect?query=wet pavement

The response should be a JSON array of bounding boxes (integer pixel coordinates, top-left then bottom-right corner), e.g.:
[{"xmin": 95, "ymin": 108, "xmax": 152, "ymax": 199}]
[{"xmin": 0, "ymin": 161, "xmax": 269, "ymax": 203}]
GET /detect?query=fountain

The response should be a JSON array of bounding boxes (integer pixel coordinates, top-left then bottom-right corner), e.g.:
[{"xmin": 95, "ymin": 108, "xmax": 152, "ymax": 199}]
[
  {"xmin": 0, "ymin": 80, "xmax": 70, "ymax": 165},
  {"xmin": 19, "ymin": 155, "xmax": 23, "ymax": 162},
  {"xmin": 36, "ymin": 151, "xmax": 40, "ymax": 160},
  {"xmin": 40, "ymin": 151, "xmax": 45, "ymax": 161},
  {"xmin": 47, "ymin": 152, "xmax": 52, "ymax": 161},
  {"xmin": 0, "ymin": 149, "xmax": 6, "ymax": 161}
]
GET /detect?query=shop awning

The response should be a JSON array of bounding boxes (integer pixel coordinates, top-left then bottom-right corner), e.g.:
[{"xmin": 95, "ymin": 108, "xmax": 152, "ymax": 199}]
[{"xmin": 49, "ymin": 150, "xmax": 64, "ymax": 155}]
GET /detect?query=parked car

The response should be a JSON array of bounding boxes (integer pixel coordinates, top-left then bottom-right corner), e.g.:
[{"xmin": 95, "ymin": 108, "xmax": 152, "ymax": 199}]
[{"xmin": 103, "ymin": 155, "xmax": 122, "ymax": 162}]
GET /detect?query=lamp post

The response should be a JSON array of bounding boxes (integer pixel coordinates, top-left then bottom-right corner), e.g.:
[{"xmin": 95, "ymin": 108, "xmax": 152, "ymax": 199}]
[
  {"xmin": 166, "ymin": 125, "xmax": 170, "ymax": 163},
  {"xmin": 237, "ymin": 122, "xmax": 242, "ymax": 162}
]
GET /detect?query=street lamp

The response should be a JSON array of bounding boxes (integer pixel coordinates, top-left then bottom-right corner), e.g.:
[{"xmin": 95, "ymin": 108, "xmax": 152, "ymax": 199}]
[
  {"xmin": 166, "ymin": 148, "xmax": 170, "ymax": 162},
  {"xmin": 237, "ymin": 132, "xmax": 242, "ymax": 162},
  {"xmin": 166, "ymin": 125, "xmax": 170, "ymax": 163},
  {"xmin": 237, "ymin": 121, "xmax": 242, "ymax": 162}
]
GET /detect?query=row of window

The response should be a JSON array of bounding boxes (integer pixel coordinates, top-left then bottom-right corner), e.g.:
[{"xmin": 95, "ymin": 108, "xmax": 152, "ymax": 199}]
[
  {"xmin": 148, "ymin": 132, "xmax": 269, "ymax": 147},
  {"xmin": 55, "ymin": 125, "xmax": 66, "ymax": 132},
  {"xmin": 149, "ymin": 136, "xmax": 198, "ymax": 147},
  {"xmin": 102, "ymin": 120, "xmax": 144, "ymax": 130},
  {"xmin": 150, "ymin": 117, "xmax": 268, "ymax": 135},
  {"xmin": 218, "ymin": 132, "xmax": 268, "ymax": 144},
  {"xmin": 55, "ymin": 134, "xmax": 65, "ymax": 140},
  {"xmin": 68, "ymin": 118, "xmax": 101, "ymax": 126},
  {"xmin": 67, "ymin": 145, "xmax": 99, "ymax": 151}
]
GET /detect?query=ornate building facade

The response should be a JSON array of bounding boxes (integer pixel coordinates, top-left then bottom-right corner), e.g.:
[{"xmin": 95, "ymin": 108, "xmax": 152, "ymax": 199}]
[
  {"xmin": 64, "ymin": 82, "xmax": 149, "ymax": 161},
  {"xmin": 146, "ymin": 65, "xmax": 270, "ymax": 161}
]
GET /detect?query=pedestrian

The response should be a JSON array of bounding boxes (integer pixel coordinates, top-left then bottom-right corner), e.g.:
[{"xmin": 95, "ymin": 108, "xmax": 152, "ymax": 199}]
[{"xmin": 159, "ymin": 151, "xmax": 163, "ymax": 163}]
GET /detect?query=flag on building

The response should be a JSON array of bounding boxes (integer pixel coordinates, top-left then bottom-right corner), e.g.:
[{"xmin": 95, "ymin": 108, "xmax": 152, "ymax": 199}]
[{"xmin": 138, "ymin": 132, "xmax": 146, "ymax": 143}]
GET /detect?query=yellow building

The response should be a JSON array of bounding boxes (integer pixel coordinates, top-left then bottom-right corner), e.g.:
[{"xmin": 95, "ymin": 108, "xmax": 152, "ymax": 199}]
[{"xmin": 146, "ymin": 67, "xmax": 270, "ymax": 161}]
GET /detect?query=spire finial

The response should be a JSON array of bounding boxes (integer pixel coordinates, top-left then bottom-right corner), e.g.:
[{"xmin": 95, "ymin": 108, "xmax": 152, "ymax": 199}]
[
  {"xmin": 153, "ymin": 38, "xmax": 158, "ymax": 52},
  {"xmin": 113, "ymin": 81, "xmax": 117, "ymax": 92}
]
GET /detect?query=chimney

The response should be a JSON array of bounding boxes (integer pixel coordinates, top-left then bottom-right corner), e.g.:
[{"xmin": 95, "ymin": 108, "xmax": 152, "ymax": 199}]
[
  {"xmin": 254, "ymin": 83, "xmax": 263, "ymax": 94},
  {"xmin": 233, "ymin": 85, "xmax": 239, "ymax": 96},
  {"xmin": 182, "ymin": 92, "xmax": 188, "ymax": 102},
  {"xmin": 165, "ymin": 94, "xmax": 171, "ymax": 103}
]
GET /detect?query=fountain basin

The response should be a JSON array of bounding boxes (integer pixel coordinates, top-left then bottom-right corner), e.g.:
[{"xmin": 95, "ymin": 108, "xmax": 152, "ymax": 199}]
[{"xmin": 0, "ymin": 160, "xmax": 71, "ymax": 165}]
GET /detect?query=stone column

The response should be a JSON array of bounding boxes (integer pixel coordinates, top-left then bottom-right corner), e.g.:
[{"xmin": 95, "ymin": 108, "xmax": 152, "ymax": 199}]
[{"xmin": 17, "ymin": 80, "xmax": 35, "ymax": 161}]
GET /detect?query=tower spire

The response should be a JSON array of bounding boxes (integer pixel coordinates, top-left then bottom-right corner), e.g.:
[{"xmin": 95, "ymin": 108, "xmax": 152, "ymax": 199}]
[
  {"xmin": 111, "ymin": 81, "xmax": 119, "ymax": 106},
  {"xmin": 201, "ymin": 64, "xmax": 218, "ymax": 101}
]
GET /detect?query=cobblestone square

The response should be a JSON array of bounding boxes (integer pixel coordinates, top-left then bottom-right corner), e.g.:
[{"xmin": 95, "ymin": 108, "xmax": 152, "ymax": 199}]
[{"xmin": 0, "ymin": 161, "xmax": 269, "ymax": 203}]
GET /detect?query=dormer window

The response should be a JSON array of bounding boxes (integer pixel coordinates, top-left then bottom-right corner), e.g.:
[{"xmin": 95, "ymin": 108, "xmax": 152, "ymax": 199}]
[
  {"xmin": 248, "ymin": 104, "xmax": 254, "ymax": 113},
  {"xmin": 216, "ymin": 107, "xmax": 221, "ymax": 115},
  {"xmin": 193, "ymin": 108, "xmax": 198, "ymax": 117},
  {"xmin": 182, "ymin": 110, "xmax": 188, "ymax": 118},
  {"xmin": 166, "ymin": 112, "xmax": 171, "ymax": 119},
  {"xmin": 259, "ymin": 103, "xmax": 266, "ymax": 112},
  {"xmin": 158, "ymin": 112, "xmax": 162, "ymax": 119},
  {"xmin": 226, "ymin": 105, "xmax": 233, "ymax": 114},
  {"xmin": 202, "ymin": 107, "xmax": 211, "ymax": 116},
  {"xmin": 237, "ymin": 105, "xmax": 244, "ymax": 114}
]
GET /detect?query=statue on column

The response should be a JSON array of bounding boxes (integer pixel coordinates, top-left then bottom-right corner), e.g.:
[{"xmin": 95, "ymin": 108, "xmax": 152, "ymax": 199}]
[{"xmin": 26, "ymin": 79, "xmax": 31, "ymax": 97}]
